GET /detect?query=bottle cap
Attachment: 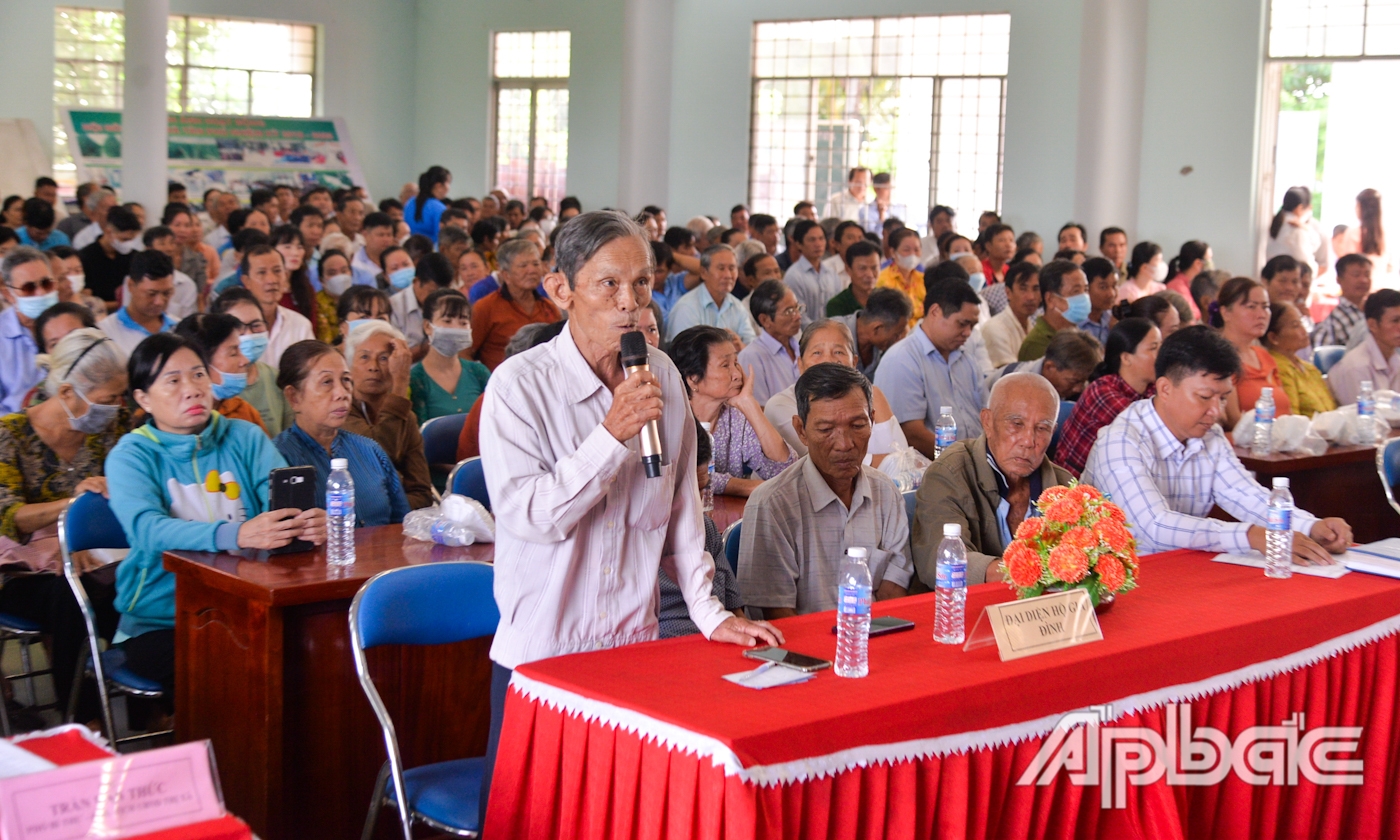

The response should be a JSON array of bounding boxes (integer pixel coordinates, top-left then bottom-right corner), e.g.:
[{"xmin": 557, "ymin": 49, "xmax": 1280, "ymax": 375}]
[
  {"xmin": 1273, "ymin": 477, "xmax": 1290, "ymax": 489},
  {"xmin": 331, "ymin": 458, "xmax": 348, "ymax": 470},
  {"xmin": 1260, "ymin": 387, "xmax": 1272, "ymax": 398},
  {"xmin": 1362, "ymin": 379, "xmax": 1374, "ymax": 389},
  {"xmin": 940, "ymin": 405, "xmax": 953, "ymax": 414},
  {"xmin": 846, "ymin": 547, "xmax": 869, "ymax": 559},
  {"xmin": 943, "ymin": 523, "xmax": 961, "ymax": 537}
]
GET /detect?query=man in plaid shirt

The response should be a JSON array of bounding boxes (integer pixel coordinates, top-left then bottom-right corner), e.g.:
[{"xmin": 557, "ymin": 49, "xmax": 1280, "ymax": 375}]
[{"xmin": 1311, "ymin": 254, "xmax": 1372, "ymax": 348}]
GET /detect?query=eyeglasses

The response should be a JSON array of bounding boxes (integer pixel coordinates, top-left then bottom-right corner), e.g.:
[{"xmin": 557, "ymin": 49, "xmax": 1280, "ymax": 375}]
[
  {"xmin": 780, "ymin": 303, "xmax": 806, "ymax": 318},
  {"xmin": 7, "ymin": 278, "xmax": 56, "ymax": 296},
  {"xmin": 235, "ymin": 318, "xmax": 266, "ymax": 334}
]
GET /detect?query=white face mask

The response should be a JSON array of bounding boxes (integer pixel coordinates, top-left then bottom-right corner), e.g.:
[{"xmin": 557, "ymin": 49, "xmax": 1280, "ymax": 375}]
[
  {"xmin": 323, "ymin": 272, "xmax": 354, "ymax": 297},
  {"xmin": 1152, "ymin": 260, "xmax": 1169, "ymax": 282},
  {"xmin": 112, "ymin": 236, "xmax": 140, "ymax": 254},
  {"xmin": 66, "ymin": 274, "xmax": 86, "ymax": 294},
  {"xmin": 896, "ymin": 254, "xmax": 920, "ymax": 271}
]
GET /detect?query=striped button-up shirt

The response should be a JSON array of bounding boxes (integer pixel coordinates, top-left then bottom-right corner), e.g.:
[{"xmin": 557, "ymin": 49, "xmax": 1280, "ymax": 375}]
[
  {"xmin": 1312, "ymin": 297, "xmax": 1365, "ymax": 348},
  {"xmin": 1080, "ymin": 399, "xmax": 1318, "ymax": 554},
  {"xmin": 480, "ymin": 324, "xmax": 732, "ymax": 669}
]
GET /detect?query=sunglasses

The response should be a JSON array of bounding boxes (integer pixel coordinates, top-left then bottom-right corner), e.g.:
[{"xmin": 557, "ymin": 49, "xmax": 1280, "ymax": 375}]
[{"xmin": 7, "ymin": 278, "xmax": 57, "ymax": 296}]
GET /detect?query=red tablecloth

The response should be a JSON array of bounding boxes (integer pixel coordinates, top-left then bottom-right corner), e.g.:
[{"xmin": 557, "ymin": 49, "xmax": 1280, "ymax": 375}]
[{"xmin": 485, "ymin": 550, "xmax": 1400, "ymax": 839}]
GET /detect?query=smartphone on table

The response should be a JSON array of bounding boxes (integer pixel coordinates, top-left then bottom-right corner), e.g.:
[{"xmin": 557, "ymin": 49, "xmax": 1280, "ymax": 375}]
[
  {"xmin": 830, "ymin": 616, "xmax": 916, "ymax": 637},
  {"xmin": 742, "ymin": 646, "xmax": 832, "ymax": 672},
  {"xmin": 268, "ymin": 466, "xmax": 317, "ymax": 555}
]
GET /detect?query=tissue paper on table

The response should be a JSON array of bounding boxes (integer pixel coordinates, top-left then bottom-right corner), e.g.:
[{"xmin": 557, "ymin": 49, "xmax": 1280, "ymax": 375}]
[{"xmin": 1233, "ymin": 411, "xmax": 1328, "ymax": 456}]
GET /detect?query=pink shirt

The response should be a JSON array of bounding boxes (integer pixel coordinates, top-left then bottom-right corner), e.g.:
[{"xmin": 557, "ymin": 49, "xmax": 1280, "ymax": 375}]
[
  {"xmin": 1117, "ymin": 278, "xmax": 1166, "ymax": 304},
  {"xmin": 480, "ymin": 323, "xmax": 731, "ymax": 669},
  {"xmin": 1166, "ymin": 275, "xmax": 1201, "ymax": 320}
]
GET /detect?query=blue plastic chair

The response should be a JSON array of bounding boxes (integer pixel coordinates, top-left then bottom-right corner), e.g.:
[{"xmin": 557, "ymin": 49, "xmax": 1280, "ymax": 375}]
[
  {"xmin": 722, "ymin": 520, "xmax": 742, "ymax": 575},
  {"xmin": 0, "ymin": 610, "xmax": 49, "ymax": 736},
  {"xmin": 904, "ymin": 490, "xmax": 917, "ymax": 526},
  {"xmin": 351, "ymin": 562, "xmax": 499, "ymax": 840},
  {"xmin": 446, "ymin": 457, "xmax": 490, "ymax": 511},
  {"xmin": 1378, "ymin": 438, "xmax": 1400, "ymax": 516},
  {"xmin": 1314, "ymin": 345, "xmax": 1347, "ymax": 375},
  {"xmin": 1049, "ymin": 399, "xmax": 1075, "ymax": 455},
  {"xmin": 58, "ymin": 492, "xmax": 171, "ymax": 750},
  {"xmin": 420, "ymin": 414, "xmax": 471, "ymax": 499}
]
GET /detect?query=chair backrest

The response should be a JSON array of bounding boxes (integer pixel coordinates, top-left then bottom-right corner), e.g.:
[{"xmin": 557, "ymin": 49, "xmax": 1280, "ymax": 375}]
[
  {"xmin": 1378, "ymin": 438, "xmax": 1400, "ymax": 514},
  {"xmin": 722, "ymin": 520, "xmax": 742, "ymax": 575},
  {"xmin": 1050, "ymin": 399, "xmax": 1075, "ymax": 454},
  {"xmin": 60, "ymin": 492, "xmax": 128, "ymax": 553},
  {"xmin": 419, "ymin": 413, "xmax": 470, "ymax": 466},
  {"xmin": 447, "ymin": 457, "xmax": 490, "ymax": 511},
  {"xmin": 1314, "ymin": 345, "xmax": 1346, "ymax": 375},
  {"xmin": 351, "ymin": 562, "xmax": 499, "ymax": 650},
  {"xmin": 903, "ymin": 490, "xmax": 917, "ymax": 526}
]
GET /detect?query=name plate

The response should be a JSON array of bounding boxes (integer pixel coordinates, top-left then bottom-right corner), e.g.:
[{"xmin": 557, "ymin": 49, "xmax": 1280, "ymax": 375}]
[
  {"xmin": 984, "ymin": 589, "xmax": 1103, "ymax": 661},
  {"xmin": 0, "ymin": 741, "xmax": 224, "ymax": 840}
]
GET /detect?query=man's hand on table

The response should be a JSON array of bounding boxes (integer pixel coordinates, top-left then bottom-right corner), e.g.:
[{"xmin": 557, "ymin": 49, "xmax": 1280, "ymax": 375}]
[
  {"xmin": 1309, "ymin": 517, "xmax": 1353, "ymax": 553},
  {"xmin": 710, "ymin": 614, "xmax": 785, "ymax": 648},
  {"xmin": 1247, "ymin": 520, "xmax": 1350, "ymax": 566}
]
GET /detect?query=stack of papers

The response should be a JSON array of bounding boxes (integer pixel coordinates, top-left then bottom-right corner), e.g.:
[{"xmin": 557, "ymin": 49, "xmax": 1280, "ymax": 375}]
[
  {"xmin": 1212, "ymin": 552, "xmax": 1352, "ymax": 578},
  {"xmin": 1344, "ymin": 539, "xmax": 1400, "ymax": 579},
  {"xmin": 722, "ymin": 662, "xmax": 817, "ymax": 690}
]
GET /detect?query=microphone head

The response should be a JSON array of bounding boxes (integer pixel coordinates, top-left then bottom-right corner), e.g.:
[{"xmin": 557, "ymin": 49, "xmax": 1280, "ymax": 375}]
[{"xmin": 619, "ymin": 330, "xmax": 649, "ymax": 367}]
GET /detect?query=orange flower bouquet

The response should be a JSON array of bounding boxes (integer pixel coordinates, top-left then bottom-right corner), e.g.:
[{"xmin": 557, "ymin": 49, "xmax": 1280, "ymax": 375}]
[{"xmin": 997, "ymin": 481, "xmax": 1139, "ymax": 606}]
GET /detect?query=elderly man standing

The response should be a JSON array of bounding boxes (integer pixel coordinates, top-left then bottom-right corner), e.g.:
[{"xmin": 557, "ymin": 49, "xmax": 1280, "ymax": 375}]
[
  {"xmin": 663, "ymin": 244, "xmax": 756, "ymax": 344},
  {"xmin": 478, "ymin": 211, "xmax": 782, "ymax": 819},
  {"xmin": 912, "ymin": 372, "xmax": 1073, "ymax": 587},
  {"xmin": 737, "ymin": 280, "xmax": 802, "ymax": 405},
  {"xmin": 740, "ymin": 363, "xmax": 912, "ymax": 617},
  {"xmin": 824, "ymin": 166, "xmax": 873, "ymax": 221}
]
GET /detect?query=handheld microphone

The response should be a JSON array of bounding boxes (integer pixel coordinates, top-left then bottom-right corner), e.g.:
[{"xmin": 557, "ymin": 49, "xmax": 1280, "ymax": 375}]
[{"xmin": 620, "ymin": 330, "xmax": 665, "ymax": 478}]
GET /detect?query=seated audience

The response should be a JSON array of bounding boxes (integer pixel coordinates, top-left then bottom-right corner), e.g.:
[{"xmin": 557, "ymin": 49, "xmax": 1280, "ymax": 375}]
[
  {"xmin": 1082, "ymin": 326, "xmax": 1352, "ymax": 559},
  {"xmin": 1018, "ymin": 259, "xmax": 1089, "ymax": 361},
  {"xmin": 50, "ymin": 245, "xmax": 107, "ymax": 319},
  {"xmin": 391, "ymin": 251, "xmax": 454, "ymax": 355},
  {"xmin": 1191, "ymin": 270, "xmax": 1224, "ymax": 322},
  {"xmin": 274, "ymin": 340, "xmax": 410, "ymax": 526},
  {"xmin": 460, "ymin": 248, "xmax": 496, "ymax": 304},
  {"xmin": 142, "ymin": 227, "xmax": 198, "ymax": 320},
  {"xmin": 33, "ymin": 301, "xmax": 97, "ymax": 355},
  {"xmin": 783, "ymin": 220, "xmax": 844, "ymax": 326},
  {"xmin": 736, "ymin": 280, "xmax": 801, "ymax": 405},
  {"xmin": 469, "ymin": 238, "xmax": 559, "ymax": 370},
  {"xmin": 336, "ymin": 285, "xmax": 394, "ymax": 341},
  {"xmin": 825, "ymin": 240, "xmax": 881, "ymax": 317},
  {"xmin": 209, "ymin": 228, "xmax": 270, "ymax": 297},
  {"xmin": 350, "ymin": 212, "xmax": 396, "ymax": 288},
  {"xmin": 875, "ymin": 228, "xmax": 926, "ymax": 327},
  {"xmin": 411, "ymin": 288, "xmax": 491, "ymax": 423},
  {"xmin": 913, "ymin": 372, "xmax": 1071, "ymax": 586},
  {"xmin": 1327, "ymin": 288, "xmax": 1400, "ymax": 404},
  {"xmin": 269, "ymin": 225, "xmax": 317, "ymax": 334},
  {"xmin": 1, "ymin": 247, "xmax": 55, "ymax": 412},
  {"xmin": 657, "ymin": 418, "xmax": 745, "ymax": 637},
  {"xmin": 240, "ymin": 245, "xmax": 313, "ymax": 369},
  {"xmin": 832, "ymin": 286, "xmax": 912, "ymax": 380},
  {"xmin": 1261, "ymin": 254, "xmax": 1310, "ymax": 337},
  {"xmin": 983, "ymin": 261, "xmax": 1039, "ymax": 368},
  {"xmin": 992, "ymin": 329, "xmax": 1101, "ymax": 401},
  {"xmin": 979, "ymin": 223, "xmax": 1016, "ymax": 286},
  {"xmin": 1118, "ymin": 241, "xmax": 1166, "ymax": 303},
  {"xmin": 665, "ymin": 244, "xmax": 756, "ymax": 345},
  {"xmin": 78, "ymin": 205, "xmax": 142, "ymax": 309},
  {"xmin": 342, "ymin": 320, "xmax": 432, "ymax": 510},
  {"xmin": 456, "ymin": 321, "xmax": 567, "ymax": 462},
  {"xmin": 98, "ymin": 250, "xmax": 177, "ymax": 357},
  {"xmin": 1055, "ymin": 318, "xmax": 1160, "ymax": 476},
  {"xmin": 1160, "ymin": 289, "xmax": 1196, "ymax": 328},
  {"xmin": 764, "ymin": 319, "xmax": 908, "ymax": 465},
  {"xmin": 16, "ymin": 197, "xmax": 70, "ymax": 251},
  {"xmin": 1113, "ymin": 292, "xmax": 1181, "ymax": 339},
  {"xmin": 1164, "ymin": 240, "xmax": 1210, "ymax": 320},
  {"xmin": 108, "ymin": 333, "xmax": 325, "ymax": 705},
  {"xmin": 1211, "ymin": 276, "xmax": 1288, "ymax": 428},
  {"xmin": 1264, "ymin": 302, "xmax": 1336, "ymax": 417},
  {"xmin": 210, "ymin": 288, "xmax": 292, "ymax": 435},
  {"xmin": 672, "ymin": 325, "xmax": 795, "ymax": 497},
  {"xmin": 1312, "ymin": 253, "xmax": 1372, "ymax": 348},
  {"xmin": 739, "ymin": 364, "xmax": 912, "ymax": 617},
  {"xmin": 821, "ymin": 220, "xmax": 865, "ymax": 289},
  {"xmin": 1080, "ymin": 256, "xmax": 1119, "ymax": 343},
  {"xmin": 875, "ymin": 278, "xmax": 986, "ymax": 457},
  {"xmin": 173, "ymin": 313, "xmax": 269, "ymax": 432},
  {"xmin": 0, "ymin": 329, "xmax": 126, "ymax": 720},
  {"xmin": 312, "ymin": 249, "xmax": 351, "ymax": 343}
]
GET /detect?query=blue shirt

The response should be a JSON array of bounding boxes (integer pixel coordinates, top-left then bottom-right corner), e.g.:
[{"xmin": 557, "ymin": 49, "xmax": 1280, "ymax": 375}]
[
  {"xmin": 663, "ymin": 285, "xmax": 757, "ymax": 344},
  {"xmin": 403, "ymin": 196, "xmax": 446, "ymax": 243},
  {"xmin": 0, "ymin": 308, "xmax": 41, "ymax": 413},
  {"xmin": 1079, "ymin": 311, "xmax": 1112, "ymax": 344},
  {"xmin": 651, "ymin": 272, "xmax": 690, "ymax": 317},
  {"xmin": 273, "ymin": 424, "xmax": 410, "ymax": 527},
  {"xmin": 873, "ymin": 326, "xmax": 986, "ymax": 440},
  {"xmin": 986, "ymin": 449, "xmax": 1043, "ymax": 548},
  {"xmin": 468, "ymin": 275, "xmax": 500, "ymax": 304},
  {"xmin": 16, "ymin": 227, "xmax": 71, "ymax": 251}
]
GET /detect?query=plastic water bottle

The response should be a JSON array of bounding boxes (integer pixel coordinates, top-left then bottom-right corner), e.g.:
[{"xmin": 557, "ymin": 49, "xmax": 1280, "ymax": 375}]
[
  {"xmin": 934, "ymin": 406, "xmax": 957, "ymax": 459},
  {"xmin": 834, "ymin": 547, "xmax": 872, "ymax": 678},
  {"xmin": 1251, "ymin": 387, "xmax": 1275, "ymax": 457},
  {"xmin": 326, "ymin": 457, "xmax": 356, "ymax": 566},
  {"xmin": 1358, "ymin": 380, "xmax": 1377, "ymax": 445},
  {"xmin": 1265, "ymin": 477, "xmax": 1294, "ymax": 580},
  {"xmin": 402, "ymin": 510, "xmax": 476, "ymax": 547},
  {"xmin": 934, "ymin": 524, "xmax": 967, "ymax": 644}
]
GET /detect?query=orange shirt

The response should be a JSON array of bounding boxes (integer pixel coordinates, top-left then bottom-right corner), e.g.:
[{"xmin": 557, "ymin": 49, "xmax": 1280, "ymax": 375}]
[
  {"xmin": 876, "ymin": 265, "xmax": 925, "ymax": 329},
  {"xmin": 217, "ymin": 396, "xmax": 270, "ymax": 435},
  {"xmin": 469, "ymin": 289, "xmax": 562, "ymax": 371},
  {"xmin": 1235, "ymin": 345, "xmax": 1292, "ymax": 417}
]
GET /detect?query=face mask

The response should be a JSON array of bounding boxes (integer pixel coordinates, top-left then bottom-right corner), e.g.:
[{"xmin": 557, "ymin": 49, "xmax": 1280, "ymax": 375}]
[
  {"xmin": 239, "ymin": 333, "xmax": 269, "ymax": 365},
  {"xmin": 66, "ymin": 274, "xmax": 86, "ymax": 294},
  {"xmin": 967, "ymin": 272, "xmax": 986, "ymax": 293},
  {"xmin": 14, "ymin": 291, "xmax": 58, "ymax": 320},
  {"xmin": 112, "ymin": 237, "xmax": 140, "ymax": 254},
  {"xmin": 211, "ymin": 367, "xmax": 248, "ymax": 400},
  {"xmin": 1201, "ymin": 258, "xmax": 1214, "ymax": 272},
  {"xmin": 1152, "ymin": 260, "xmax": 1169, "ymax": 282},
  {"xmin": 896, "ymin": 254, "xmax": 921, "ymax": 271},
  {"xmin": 428, "ymin": 325, "xmax": 474, "ymax": 357},
  {"xmin": 1061, "ymin": 291, "xmax": 1092, "ymax": 324},
  {"xmin": 61, "ymin": 386, "xmax": 120, "ymax": 434},
  {"xmin": 388, "ymin": 267, "xmax": 415, "ymax": 290},
  {"xmin": 323, "ymin": 272, "xmax": 353, "ymax": 297}
]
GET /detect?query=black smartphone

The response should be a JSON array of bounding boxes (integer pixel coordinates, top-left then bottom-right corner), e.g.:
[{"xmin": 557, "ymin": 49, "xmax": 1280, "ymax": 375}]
[
  {"xmin": 742, "ymin": 647, "xmax": 832, "ymax": 672},
  {"xmin": 268, "ymin": 466, "xmax": 317, "ymax": 555},
  {"xmin": 830, "ymin": 616, "xmax": 916, "ymax": 636}
]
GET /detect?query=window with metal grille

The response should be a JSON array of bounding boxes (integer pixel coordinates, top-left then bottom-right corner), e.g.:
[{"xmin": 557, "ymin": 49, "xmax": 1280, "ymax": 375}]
[
  {"xmin": 1268, "ymin": 0, "xmax": 1400, "ymax": 59},
  {"xmin": 492, "ymin": 31, "xmax": 570, "ymax": 209},
  {"xmin": 53, "ymin": 7, "xmax": 316, "ymax": 184},
  {"xmin": 749, "ymin": 15, "xmax": 1009, "ymax": 231}
]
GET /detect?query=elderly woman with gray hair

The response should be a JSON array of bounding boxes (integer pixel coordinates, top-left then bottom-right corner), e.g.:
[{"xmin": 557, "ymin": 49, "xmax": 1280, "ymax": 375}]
[{"xmin": 468, "ymin": 237, "xmax": 561, "ymax": 370}]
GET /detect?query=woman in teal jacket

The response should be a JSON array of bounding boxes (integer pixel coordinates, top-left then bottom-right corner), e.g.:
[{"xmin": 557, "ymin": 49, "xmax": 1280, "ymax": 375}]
[{"xmin": 105, "ymin": 333, "xmax": 326, "ymax": 706}]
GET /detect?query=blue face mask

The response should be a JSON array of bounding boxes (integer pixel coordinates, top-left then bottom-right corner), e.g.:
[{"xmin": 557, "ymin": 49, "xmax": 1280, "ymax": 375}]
[
  {"xmin": 239, "ymin": 333, "xmax": 268, "ymax": 365},
  {"xmin": 967, "ymin": 272, "xmax": 986, "ymax": 293},
  {"xmin": 15, "ymin": 291, "xmax": 59, "ymax": 320},
  {"xmin": 1062, "ymin": 291, "xmax": 1092, "ymax": 324},
  {"xmin": 388, "ymin": 267, "xmax": 415, "ymax": 290},
  {"xmin": 212, "ymin": 367, "xmax": 248, "ymax": 400}
]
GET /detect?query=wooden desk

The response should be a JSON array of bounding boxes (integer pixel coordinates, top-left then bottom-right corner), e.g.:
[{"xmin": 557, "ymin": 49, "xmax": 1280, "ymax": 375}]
[
  {"xmin": 1237, "ymin": 442, "xmax": 1400, "ymax": 543},
  {"xmin": 164, "ymin": 527, "xmax": 493, "ymax": 840},
  {"xmin": 710, "ymin": 493, "xmax": 745, "ymax": 532}
]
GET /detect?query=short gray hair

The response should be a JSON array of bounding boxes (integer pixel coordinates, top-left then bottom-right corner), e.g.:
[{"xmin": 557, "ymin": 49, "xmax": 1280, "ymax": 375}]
[
  {"xmin": 84, "ymin": 186, "xmax": 114, "ymax": 213},
  {"xmin": 734, "ymin": 237, "xmax": 766, "ymax": 266},
  {"xmin": 342, "ymin": 318, "xmax": 406, "ymax": 363},
  {"xmin": 799, "ymin": 318, "xmax": 856, "ymax": 357},
  {"xmin": 1, "ymin": 246, "xmax": 49, "ymax": 284},
  {"xmin": 552, "ymin": 210, "xmax": 650, "ymax": 287},
  {"xmin": 1043, "ymin": 329, "xmax": 1102, "ymax": 375},
  {"xmin": 795, "ymin": 362, "xmax": 871, "ymax": 423},
  {"xmin": 40, "ymin": 328, "xmax": 125, "ymax": 398},
  {"xmin": 438, "ymin": 225, "xmax": 470, "ymax": 250},
  {"xmin": 862, "ymin": 288, "xmax": 913, "ymax": 328},
  {"xmin": 699, "ymin": 243, "xmax": 734, "ymax": 272},
  {"xmin": 495, "ymin": 237, "xmax": 541, "ymax": 272},
  {"xmin": 989, "ymin": 371, "xmax": 1060, "ymax": 419}
]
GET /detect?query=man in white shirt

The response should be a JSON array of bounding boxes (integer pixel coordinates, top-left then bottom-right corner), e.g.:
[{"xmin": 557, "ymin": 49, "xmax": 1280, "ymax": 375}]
[
  {"xmin": 478, "ymin": 210, "xmax": 782, "ymax": 819},
  {"xmin": 1328, "ymin": 289, "xmax": 1400, "ymax": 404},
  {"xmin": 98, "ymin": 250, "xmax": 177, "ymax": 358},
  {"xmin": 201, "ymin": 190, "xmax": 240, "ymax": 254},
  {"xmin": 70, "ymin": 189, "xmax": 118, "ymax": 252},
  {"xmin": 142, "ymin": 226, "xmax": 198, "ymax": 320},
  {"xmin": 737, "ymin": 280, "xmax": 802, "ymax": 405},
  {"xmin": 351, "ymin": 212, "xmax": 397, "ymax": 288},
  {"xmin": 983, "ymin": 262, "xmax": 1040, "ymax": 368},
  {"xmin": 783, "ymin": 220, "xmax": 845, "ymax": 327},
  {"xmin": 821, "ymin": 221, "xmax": 865, "ymax": 287},
  {"xmin": 921, "ymin": 205, "xmax": 956, "ymax": 266},
  {"xmin": 858, "ymin": 172, "xmax": 907, "ymax": 235},
  {"xmin": 823, "ymin": 167, "xmax": 872, "ymax": 221},
  {"xmin": 240, "ymin": 245, "xmax": 312, "ymax": 370},
  {"xmin": 664, "ymin": 245, "xmax": 756, "ymax": 344},
  {"xmin": 1082, "ymin": 325, "xmax": 1351, "ymax": 559}
]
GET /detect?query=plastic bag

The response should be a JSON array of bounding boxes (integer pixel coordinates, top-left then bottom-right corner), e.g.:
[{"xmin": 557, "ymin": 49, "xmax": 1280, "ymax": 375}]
[
  {"xmin": 1310, "ymin": 405, "xmax": 1389, "ymax": 447},
  {"xmin": 402, "ymin": 493, "xmax": 496, "ymax": 545},
  {"xmin": 1233, "ymin": 411, "xmax": 1329, "ymax": 456},
  {"xmin": 878, "ymin": 443, "xmax": 932, "ymax": 491}
]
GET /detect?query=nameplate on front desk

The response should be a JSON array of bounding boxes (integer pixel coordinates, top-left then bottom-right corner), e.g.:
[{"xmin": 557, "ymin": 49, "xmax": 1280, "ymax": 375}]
[{"xmin": 982, "ymin": 589, "xmax": 1103, "ymax": 662}]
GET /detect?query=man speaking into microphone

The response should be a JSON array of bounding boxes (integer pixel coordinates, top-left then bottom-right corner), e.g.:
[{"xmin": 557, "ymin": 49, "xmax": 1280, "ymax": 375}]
[{"xmin": 478, "ymin": 211, "xmax": 782, "ymax": 819}]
